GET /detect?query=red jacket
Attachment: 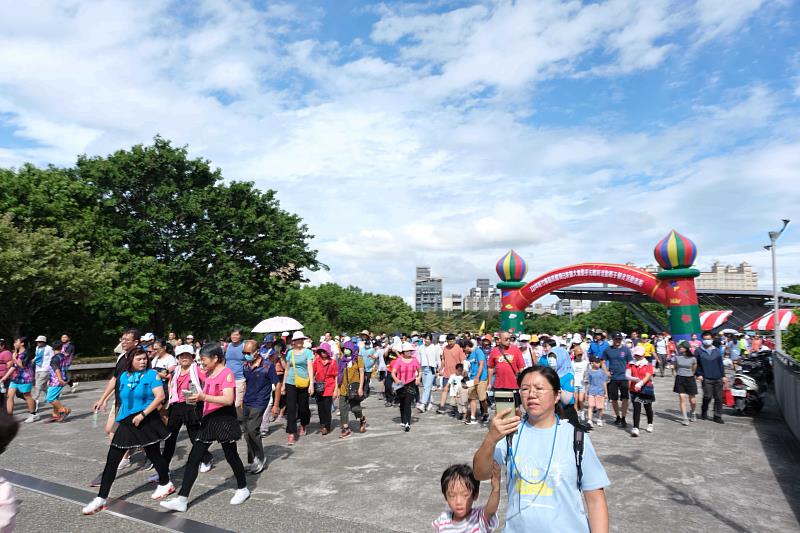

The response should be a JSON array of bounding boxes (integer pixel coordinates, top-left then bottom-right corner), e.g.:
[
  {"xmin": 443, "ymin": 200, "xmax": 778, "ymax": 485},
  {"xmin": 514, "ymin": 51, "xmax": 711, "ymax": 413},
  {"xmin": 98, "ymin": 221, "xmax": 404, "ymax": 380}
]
[{"xmin": 313, "ymin": 358, "xmax": 338, "ymax": 396}]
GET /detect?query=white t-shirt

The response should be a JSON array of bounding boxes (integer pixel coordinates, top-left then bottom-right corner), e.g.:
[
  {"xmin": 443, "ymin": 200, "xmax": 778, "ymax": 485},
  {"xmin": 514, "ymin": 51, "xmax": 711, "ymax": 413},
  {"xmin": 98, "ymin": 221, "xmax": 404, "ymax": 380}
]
[
  {"xmin": 448, "ymin": 374, "xmax": 464, "ymax": 397},
  {"xmin": 34, "ymin": 346, "xmax": 54, "ymax": 373},
  {"xmin": 572, "ymin": 359, "xmax": 589, "ymax": 386},
  {"xmin": 151, "ymin": 355, "xmax": 177, "ymax": 373},
  {"xmin": 493, "ymin": 420, "xmax": 610, "ymax": 533}
]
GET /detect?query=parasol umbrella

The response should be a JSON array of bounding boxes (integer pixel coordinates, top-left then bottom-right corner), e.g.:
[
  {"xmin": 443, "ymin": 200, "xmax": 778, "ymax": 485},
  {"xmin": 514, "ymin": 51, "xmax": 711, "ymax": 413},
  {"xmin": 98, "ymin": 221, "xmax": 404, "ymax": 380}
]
[
  {"xmin": 719, "ymin": 328, "xmax": 739, "ymax": 334},
  {"xmin": 252, "ymin": 316, "xmax": 303, "ymax": 333}
]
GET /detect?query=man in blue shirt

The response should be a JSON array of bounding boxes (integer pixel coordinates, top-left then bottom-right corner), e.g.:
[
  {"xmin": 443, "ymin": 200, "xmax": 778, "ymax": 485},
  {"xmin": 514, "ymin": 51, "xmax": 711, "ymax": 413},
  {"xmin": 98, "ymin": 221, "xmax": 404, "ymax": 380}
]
[
  {"xmin": 225, "ymin": 328, "xmax": 246, "ymax": 414},
  {"xmin": 587, "ymin": 332, "xmax": 609, "ymax": 360},
  {"xmin": 242, "ymin": 339, "xmax": 278, "ymax": 473},
  {"xmin": 600, "ymin": 333, "xmax": 632, "ymax": 428},
  {"xmin": 696, "ymin": 331, "xmax": 725, "ymax": 423},
  {"xmin": 465, "ymin": 341, "xmax": 488, "ymax": 424}
]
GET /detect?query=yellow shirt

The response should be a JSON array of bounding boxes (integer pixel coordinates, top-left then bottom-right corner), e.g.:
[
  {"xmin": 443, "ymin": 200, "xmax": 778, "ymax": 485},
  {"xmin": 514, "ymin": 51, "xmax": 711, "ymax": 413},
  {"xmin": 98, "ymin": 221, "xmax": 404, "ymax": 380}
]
[{"xmin": 643, "ymin": 342, "xmax": 655, "ymax": 358}]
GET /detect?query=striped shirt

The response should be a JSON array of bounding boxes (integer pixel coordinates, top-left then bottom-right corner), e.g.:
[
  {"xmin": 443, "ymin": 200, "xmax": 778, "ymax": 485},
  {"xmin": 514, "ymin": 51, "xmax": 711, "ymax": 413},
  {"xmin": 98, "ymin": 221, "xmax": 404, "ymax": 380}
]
[{"xmin": 432, "ymin": 507, "xmax": 497, "ymax": 532}]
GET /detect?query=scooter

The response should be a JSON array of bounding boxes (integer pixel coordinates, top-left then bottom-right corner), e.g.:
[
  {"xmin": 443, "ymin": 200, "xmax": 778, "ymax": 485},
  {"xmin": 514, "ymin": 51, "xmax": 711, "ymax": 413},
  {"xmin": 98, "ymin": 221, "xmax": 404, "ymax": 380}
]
[{"xmin": 730, "ymin": 373, "xmax": 763, "ymax": 415}]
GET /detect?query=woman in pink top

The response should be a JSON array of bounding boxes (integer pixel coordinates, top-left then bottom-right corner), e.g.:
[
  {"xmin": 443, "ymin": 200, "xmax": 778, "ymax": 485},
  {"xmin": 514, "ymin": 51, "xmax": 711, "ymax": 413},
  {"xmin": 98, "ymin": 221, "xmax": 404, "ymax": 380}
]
[
  {"xmin": 391, "ymin": 342, "xmax": 421, "ymax": 432},
  {"xmin": 0, "ymin": 341, "xmax": 12, "ymax": 407},
  {"xmin": 161, "ymin": 343, "xmax": 249, "ymax": 512}
]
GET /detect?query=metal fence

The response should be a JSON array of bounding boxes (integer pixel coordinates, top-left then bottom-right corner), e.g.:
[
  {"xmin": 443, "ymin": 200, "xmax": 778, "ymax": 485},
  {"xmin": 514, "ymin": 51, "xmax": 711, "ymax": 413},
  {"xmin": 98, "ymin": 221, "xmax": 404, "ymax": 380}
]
[{"xmin": 774, "ymin": 350, "xmax": 800, "ymax": 442}]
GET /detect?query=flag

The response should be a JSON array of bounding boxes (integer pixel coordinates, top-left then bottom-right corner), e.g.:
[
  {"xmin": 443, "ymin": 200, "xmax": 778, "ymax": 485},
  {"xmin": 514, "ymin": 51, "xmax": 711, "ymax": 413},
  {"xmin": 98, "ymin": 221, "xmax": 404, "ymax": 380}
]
[{"xmin": 479, "ymin": 320, "xmax": 485, "ymax": 334}]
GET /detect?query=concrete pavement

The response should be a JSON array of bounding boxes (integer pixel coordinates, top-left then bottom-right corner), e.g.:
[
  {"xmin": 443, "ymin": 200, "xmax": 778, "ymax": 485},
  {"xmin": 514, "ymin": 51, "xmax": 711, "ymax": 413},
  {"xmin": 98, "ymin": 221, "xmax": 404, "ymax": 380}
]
[{"xmin": 1, "ymin": 375, "xmax": 798, "ymax": 532}]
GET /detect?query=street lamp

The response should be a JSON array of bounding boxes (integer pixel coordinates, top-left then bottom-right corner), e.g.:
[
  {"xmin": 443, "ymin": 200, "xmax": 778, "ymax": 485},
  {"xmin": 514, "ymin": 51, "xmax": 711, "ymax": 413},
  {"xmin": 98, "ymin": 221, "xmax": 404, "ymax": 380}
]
[{"xmin": 765, "ymin": 219, "xmax": 790, "ymax": 352}]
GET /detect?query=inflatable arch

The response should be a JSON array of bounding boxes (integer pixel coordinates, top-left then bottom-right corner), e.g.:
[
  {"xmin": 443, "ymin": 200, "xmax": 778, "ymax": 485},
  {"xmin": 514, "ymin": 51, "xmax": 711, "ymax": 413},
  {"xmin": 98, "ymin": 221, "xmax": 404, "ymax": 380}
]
[{"xmin": 494, "ymin": 230, "xmax": 702, "ymax": 342}]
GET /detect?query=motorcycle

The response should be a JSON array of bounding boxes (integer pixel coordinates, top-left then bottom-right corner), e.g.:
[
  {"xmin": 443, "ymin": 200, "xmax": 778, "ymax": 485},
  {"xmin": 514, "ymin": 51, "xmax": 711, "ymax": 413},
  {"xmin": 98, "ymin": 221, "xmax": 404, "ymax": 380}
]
[
  {"xmin": 730, "ymin": 372, "xmax": 763, "ymax": 415},
  {"xmin": 737, "ymin": 348, "xmax": 773, "ymax": 391}
]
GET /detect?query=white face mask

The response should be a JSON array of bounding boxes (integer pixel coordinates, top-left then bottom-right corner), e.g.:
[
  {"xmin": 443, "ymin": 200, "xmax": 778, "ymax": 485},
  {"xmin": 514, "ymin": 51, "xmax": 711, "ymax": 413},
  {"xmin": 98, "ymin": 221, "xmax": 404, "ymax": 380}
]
[
  {"xmin": 547, "ymin": 356, "xmax": 558, "ymax": 369},
  {"xmin": 702, "ymin": 339, "xmax": 713, "ymax": 347}
]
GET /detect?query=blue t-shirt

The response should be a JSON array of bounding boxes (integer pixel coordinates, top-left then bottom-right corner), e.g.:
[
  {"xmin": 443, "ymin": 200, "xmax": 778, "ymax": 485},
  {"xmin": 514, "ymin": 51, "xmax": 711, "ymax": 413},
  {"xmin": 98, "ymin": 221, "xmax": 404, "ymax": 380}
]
[
  {"xmin": 601, "ymin": 346, "xmax": 632, "ymax": 380},
  {"xmin": 225, "ymin": 342, "xmax": 246, "ymax": 380},
  {"xmin": 360, "ymin": 346, "xmax": 376, "ymax": 372},
  {"xmin": 243, "ymin": 360, "xmax": 279, "ymax": 408},
  {"xmin": 467, "ymin": 348, "xmax": 488, "ymax": 381},
  {"xmin": 493, "ymin": 419, "xmax": 610, "ymax": 533},
  {"xmin": 116, "ymin": 369, "xmax": 161, "ymax": 422},
  {"xmin": 286, "ymin": 348, "xmax": 313, "ymax": 386},
  {"xmin": 586, "ymin": 368, "xmax": 609, "ymax": 396},
  {"xmin": 587, "ymin": 341, "xmax": 608, "ymax": 358},
  {"xmin": 560, "ymin": 372, "xmax": 575, "ymax": 406}
]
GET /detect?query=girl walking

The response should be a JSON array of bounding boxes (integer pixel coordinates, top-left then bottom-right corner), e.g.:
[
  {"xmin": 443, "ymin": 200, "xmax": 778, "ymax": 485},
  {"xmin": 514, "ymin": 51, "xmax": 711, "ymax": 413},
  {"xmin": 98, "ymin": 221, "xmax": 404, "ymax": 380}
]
[
  {"xmin": 4, "ymin": 338, "xmax": 36, "ymax": 422},
  {"xmin": 626, "ymin": 345, "xmax": 655, "ymax": 437}
]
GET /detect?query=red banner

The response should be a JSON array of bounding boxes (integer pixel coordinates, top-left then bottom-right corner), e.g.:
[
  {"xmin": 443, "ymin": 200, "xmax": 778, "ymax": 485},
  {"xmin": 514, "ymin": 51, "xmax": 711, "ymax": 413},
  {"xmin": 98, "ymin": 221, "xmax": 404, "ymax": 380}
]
[{"xmin": 503, "ymin": 263, "xmax": 667, "ymax": 310}]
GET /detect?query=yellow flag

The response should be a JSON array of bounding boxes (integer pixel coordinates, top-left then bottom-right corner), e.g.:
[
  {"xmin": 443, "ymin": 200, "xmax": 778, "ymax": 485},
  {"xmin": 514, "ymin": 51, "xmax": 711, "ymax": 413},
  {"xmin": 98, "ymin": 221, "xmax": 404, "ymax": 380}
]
[{"xmin": 479, "ymin": 320, "xmax": 486, "ymax": 334}]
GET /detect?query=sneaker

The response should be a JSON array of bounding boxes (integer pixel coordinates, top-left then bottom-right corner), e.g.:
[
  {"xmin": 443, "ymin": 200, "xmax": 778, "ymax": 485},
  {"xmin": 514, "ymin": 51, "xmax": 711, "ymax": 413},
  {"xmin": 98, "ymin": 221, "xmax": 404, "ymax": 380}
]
[
  {"xmin": 384, "ymin": 401, "xmax": 392, "ymax": 407},
  {"xmin": 613, "ymin": 417, "xmax": 622, "ymax": 426},
  {"xmin": 251, "ymin": 459, "xmax": 265, "ymax": 475},
  {"xmin": 299, "ymin": 425, "xmax": 306, "ymax": 437},
  {"xmin": 646, "ymin": 424, "xmax": 654, "ymax": 433},
  {"xmin": 151, "ymin": 481, "xmax": 175, "ymax": 500},
  {"xmin": 713, "ymin": 416, "xmax": 725, "ymax": 424},
  {"xmin": 81, "ymin": 497, "xmax": 108, "ymax": 515},
  {"xmin": 403, "ymin": 423, "xmax": 410, "ymax": 432},
  {"xmin": 681, "ymin": 419, "xmax": 689, "ymax": 426},
  {"xmin": 597, "ymin": 419, "xmax": 604, "ymax": 427},
  {"xmin": 466, "ymin": 417, "xmax": 478, "ymax": 425},
  {"xmin": 416, "ymin": 403, "xmax": 426, "ymax": 413},
  {"xmin": 199, "ymin": 461, "xmax": 212, "ymax": 473},
  {"xmin": 230, "ymin": 487, "xmax": 250, "ymax": 505},
  {"xmin": 89, "ymin": 473, "xmax": 102, "ymax": 487},
  {"xmin": 436, "ymin": 407, "xmax": 447, "ymax": 415},
  {"xmin": 160, "ymin": 496, "xmax": 188, "ymax": 512},
  {"xmin": 426, "ymin": 404, "xmax": 434, "ymax": 412},
  {"xmin": 690, "ymin": 412, "xmax": 697, "ymax": 422},
  {"xmin": 71, "ymin": 382, "xmax": 79, "ymax": 394},
  {"xmin": 620, "ymin": 419, "xmax": 627, "ymax": 429},
  {"xmin": 117, "ymin": 457, "xmax": 131, "ymax": 471},
  {"xmin": 24, "ymin": 413, "xmax": 39, "ymax": 423},
  {"xmin": 287, "ymin": 434, "xmax": 296, "ymax": 445},
  {"xmin": 631, "ymin": 427, "xmax": 640, "ymax": 437},
  {"xmin": 481, "ymin": 414, "xmax": 489, "ymax": 424},
  {"xmin": 586, "ymin": 419, "xmax": 594, "ymax": 427}
]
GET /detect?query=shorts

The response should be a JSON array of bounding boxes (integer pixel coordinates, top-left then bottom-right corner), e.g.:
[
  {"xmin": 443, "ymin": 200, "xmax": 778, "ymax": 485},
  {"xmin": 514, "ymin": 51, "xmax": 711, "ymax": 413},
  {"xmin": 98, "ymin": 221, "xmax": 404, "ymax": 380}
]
[
  {"xmin": 45, "ymin": 385, "xmax": 63, "ymax": 403},
  {"xmin": 587, "ymin": 395, "xmax": 605, "ymax": 408},
  {"xmin": 9, "ymin": 383, "xmax": 32, "ymax": 394},
  {"xmin": 468, "ymin": 381, "xmax": 488, "ymax": 401},
  {"xmin": 607, "ymin": 380, "xmax": 630, "ymax": 401},
  {"xmin": 574, "ymin": 384, "xmax": 584, "ymax": 393},
  {"xmin": 673, "ymin": 375, "xmax": 698, "ymax": 395}
]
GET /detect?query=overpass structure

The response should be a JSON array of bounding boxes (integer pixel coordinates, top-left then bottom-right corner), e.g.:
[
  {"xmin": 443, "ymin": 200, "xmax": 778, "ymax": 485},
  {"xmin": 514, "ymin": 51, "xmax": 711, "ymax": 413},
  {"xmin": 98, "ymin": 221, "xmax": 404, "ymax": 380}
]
[{"xmin": 550, "ymin": 286, "xmax": 800, "ymax": 333}]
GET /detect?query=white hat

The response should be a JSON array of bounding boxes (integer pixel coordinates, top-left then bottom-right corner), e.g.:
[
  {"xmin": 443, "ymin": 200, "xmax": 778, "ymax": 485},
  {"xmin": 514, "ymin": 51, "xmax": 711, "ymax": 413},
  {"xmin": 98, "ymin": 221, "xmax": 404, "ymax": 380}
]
[
  {"xmin": 438, "ymin": 334, "xmax": 447, "ymax": 342},
  {"xmin": 291, "ymin": 331, "xmax": 308, "ymax": 341},
  {"xmin": 35, "ymin": 335, "xmax": 47, "ymax": 343},
  {"xmin": 519, "ymin": 334, "xmax": 531, "ymax": 342},
  {"xmin": 140, "ymin": 332, "xmax": 155, "ymax": 342},
  {"xmin": 185, "ymin": 334, "xmax": 194, "ymax": 340},
  {"xmin": 175, "ymin": 345, "xmax": 194, "ymax": 357},
  {"xmin": 572, "ymin": 334, "xmax": 582, "ymax": 343},
  {"xmin": 401, "ymin": 341, "xmax": 415, "ymax": 352},
  {"xmin": 360, "ymin": 329, "xmax": 370, "ymax": 335}
]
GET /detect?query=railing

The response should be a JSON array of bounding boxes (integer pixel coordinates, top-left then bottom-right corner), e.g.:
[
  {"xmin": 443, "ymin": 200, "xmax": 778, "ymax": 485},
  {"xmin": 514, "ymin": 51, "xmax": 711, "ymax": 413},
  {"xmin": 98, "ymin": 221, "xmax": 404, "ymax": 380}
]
[{"xmin": 773, "ymin": 350, "xmax": 800, "ymax": 442}]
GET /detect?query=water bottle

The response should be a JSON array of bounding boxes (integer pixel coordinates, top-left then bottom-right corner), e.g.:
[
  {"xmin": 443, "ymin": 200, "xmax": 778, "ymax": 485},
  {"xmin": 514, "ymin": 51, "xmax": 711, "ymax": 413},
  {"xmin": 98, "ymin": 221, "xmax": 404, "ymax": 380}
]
[{"xmin": 92, "ymin": 409, "xmax": 99, "ymax": 428}]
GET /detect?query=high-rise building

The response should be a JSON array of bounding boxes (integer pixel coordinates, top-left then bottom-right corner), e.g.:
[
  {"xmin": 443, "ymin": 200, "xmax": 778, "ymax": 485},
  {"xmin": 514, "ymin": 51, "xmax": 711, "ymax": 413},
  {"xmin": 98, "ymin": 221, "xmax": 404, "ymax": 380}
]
[
  {"xmin": 415, "ymin": 266, "xmax": 442, "ymax": 312},
  {"xmin": 629, "ymin": 262, "xmax": 758, "ymax": 290},
  {"xmin": 464, "ymin": 279, "xmax": 502, "ymax": 313},
  {"xmin": 442, "ymin": 293, "xmax": 464, "ymax": 312}
]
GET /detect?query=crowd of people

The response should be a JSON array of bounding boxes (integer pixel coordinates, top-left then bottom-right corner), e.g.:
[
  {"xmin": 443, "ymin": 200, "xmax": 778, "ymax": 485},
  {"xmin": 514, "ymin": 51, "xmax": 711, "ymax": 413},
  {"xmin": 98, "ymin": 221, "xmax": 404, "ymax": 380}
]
[{"xmin": 0, "ymin": 324, "xmax": 760, "ymax": 531}]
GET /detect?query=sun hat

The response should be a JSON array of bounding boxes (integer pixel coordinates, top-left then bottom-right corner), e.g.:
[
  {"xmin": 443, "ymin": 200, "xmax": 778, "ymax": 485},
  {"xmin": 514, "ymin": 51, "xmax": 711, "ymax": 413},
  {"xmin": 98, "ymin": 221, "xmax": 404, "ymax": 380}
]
[
  {"xmin": 291, "ymin": 331, "xmax": 308, "ymax": 341},
  {"xmin": 314, "ymin": 344, "xmax": 332, "ymax": 357},
  {"xmin": 438, "ymin": 334, "xmax": 447, "ymax": 343},
  {"xmin": 633, "ymin": 345, "xmax": 646, "ymax": 356},
  {"xmin": 530, "ymin": 334, "xmax": 539, "ymax": 343},
  {"xmin": 401, "ymin": 341, "xmax": 415, "ymax": 352},
  {"xmin": 360, "ymin": 329, "xmax": 370, "ymax": 336},
  {"xmin": 35, "ymin": 335, "xmax": 47, "ymax": 343},
  {"xmin": 175, "ymin": 345, "xmax": 195, "ymax": 357},
  {"xmin": 519, "ymin": 334, "xmax": 530, "ymax": 342}
]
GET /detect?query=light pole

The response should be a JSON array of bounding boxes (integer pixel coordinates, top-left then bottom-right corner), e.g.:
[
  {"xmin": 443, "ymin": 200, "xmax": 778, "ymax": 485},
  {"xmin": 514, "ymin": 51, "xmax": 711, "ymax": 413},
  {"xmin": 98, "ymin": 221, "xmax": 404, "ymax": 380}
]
[{"xmin": 764, "ymin": 219, "xmax": 790, "ymax": 352}]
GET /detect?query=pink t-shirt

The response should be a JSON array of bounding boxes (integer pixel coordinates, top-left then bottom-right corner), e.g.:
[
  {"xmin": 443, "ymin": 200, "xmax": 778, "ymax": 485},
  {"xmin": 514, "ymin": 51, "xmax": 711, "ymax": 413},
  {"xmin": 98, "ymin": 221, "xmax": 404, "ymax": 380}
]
[
  {"xmin": 394, "ymin": 357, "xmax": 420, "ymax": 385},
  {"xmin": 203, "ymin": 367, "xmax": 235, "ymax": 416}
]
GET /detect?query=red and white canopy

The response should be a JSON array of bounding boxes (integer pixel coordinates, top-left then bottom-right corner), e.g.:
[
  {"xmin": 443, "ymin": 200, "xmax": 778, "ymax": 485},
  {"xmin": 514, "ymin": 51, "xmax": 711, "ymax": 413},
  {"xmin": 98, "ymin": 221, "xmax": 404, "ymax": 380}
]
[
  {"xmin": 699, "ymin": 310, "xmax": 733, "ymax": 330},
  {"xmin": 743, "ymin": 310, "xmax": 798, "ymax": 331}
]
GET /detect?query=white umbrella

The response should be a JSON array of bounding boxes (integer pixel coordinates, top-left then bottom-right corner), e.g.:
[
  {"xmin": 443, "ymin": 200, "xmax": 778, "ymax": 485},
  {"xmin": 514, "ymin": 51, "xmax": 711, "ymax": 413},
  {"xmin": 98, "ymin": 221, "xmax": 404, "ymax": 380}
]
[
  {"xmin": 252, "ymin": 316, "xmax": 304, "ymax": 333},
  {"xmin": 719, "ymin": 328, "xmax": 739, "ymax": 334}
]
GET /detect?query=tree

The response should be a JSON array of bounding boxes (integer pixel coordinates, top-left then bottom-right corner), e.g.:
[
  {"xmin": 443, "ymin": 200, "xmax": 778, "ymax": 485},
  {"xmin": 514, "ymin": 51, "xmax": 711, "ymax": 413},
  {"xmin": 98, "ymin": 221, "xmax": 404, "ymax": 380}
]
[{"xmin": 0, "ymin": 215, "xmax": 114, "ymax": 338}]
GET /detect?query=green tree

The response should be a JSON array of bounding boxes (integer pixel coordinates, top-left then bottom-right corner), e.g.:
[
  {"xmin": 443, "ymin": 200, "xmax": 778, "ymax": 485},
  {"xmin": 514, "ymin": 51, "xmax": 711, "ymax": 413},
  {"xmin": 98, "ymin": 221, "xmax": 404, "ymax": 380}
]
[{"xmin": 0, "ymin": 215, "xmax": 115, "ymax": 338}]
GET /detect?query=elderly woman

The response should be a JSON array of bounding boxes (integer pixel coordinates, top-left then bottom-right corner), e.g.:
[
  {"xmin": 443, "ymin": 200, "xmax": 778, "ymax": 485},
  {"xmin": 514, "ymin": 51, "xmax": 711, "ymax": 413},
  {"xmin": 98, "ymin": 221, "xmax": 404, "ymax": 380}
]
[
  {"xmin": 281, "ymin": 332, "xmax": 314, "ymax": 445},
  {"xmin": 337, "ymin": 341, "xmax": 366, "ymax": 438},
  {"xmin": 473, "ymin": 366, "xmax": 610, "ymax": 532},
  {"xmin": 312, "ymin": 344, "xmax": 338, "ymax": 435}
]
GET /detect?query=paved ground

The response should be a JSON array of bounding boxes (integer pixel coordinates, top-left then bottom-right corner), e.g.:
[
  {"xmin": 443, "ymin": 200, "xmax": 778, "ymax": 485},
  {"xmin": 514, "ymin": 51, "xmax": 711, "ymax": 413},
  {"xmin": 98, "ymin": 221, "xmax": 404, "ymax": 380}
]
[{"xmin": 2, "ymin": 376, "xmax": 799, "ymax": 532}]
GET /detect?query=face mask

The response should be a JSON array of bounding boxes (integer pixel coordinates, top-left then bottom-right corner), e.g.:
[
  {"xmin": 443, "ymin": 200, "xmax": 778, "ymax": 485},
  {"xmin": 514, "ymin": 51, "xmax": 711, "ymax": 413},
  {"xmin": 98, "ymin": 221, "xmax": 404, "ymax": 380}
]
[
  {"xmin": 702, "ymin": 339, "xmax": 713, "ymax": 347},
  {"xmin": 547, "ymin": 356, "xmax": 558, "ymax": 369},
  {"xmin": 244, "ymin": 354, "xmax": 254, "ymax": 362}
]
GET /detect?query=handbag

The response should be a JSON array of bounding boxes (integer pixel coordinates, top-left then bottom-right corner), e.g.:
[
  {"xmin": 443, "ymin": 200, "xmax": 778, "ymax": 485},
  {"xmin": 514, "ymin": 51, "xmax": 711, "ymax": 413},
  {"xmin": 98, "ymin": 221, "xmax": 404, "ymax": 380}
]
[
  {"xmin": 344, "ymin": 360, "xmax": 361, "ymax": 400},
  {"xmin": 291, "ymin": 351, "xmax": 310, "ymax": 388},
  {"xmin": 314, "ymin": 360, "xmax": 328, "ymax": 395}
]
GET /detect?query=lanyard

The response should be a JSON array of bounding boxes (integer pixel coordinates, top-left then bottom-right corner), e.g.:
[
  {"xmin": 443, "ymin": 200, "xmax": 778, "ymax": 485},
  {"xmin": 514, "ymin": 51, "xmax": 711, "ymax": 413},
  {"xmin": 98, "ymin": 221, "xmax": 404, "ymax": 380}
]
[{"xmin": 506, "ymin": 416, "xmax": 559, "ymax": 517}]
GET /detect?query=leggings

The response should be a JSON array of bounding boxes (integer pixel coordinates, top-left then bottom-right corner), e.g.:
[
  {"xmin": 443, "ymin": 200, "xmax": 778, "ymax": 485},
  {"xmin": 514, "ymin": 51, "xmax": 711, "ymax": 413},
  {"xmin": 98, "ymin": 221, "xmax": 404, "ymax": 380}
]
[
  {"xmin": 100, "ymin": 444, "xmax": 168, "ymax": 498},
  {"xmin": 179, "ymin": 440, "xmax": 246, "ymax": 497},
  {"xmin": 162, "ymin": 422, "xmax": 212, "ymax": 467},
  {"xmin": 633, "ymin": 401, "xmax": 654, "ymax": 429},
  {"xmin": 398, "ymin": 385, "xmax": 415, "ymax": 425}
]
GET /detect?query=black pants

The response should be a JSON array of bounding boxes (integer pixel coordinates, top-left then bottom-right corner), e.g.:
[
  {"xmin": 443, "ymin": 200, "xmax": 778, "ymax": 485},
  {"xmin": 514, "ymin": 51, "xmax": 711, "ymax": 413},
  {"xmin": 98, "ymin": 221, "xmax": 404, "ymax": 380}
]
[
  {"xmin": 633, "ymin": 401, "xmax": 654, "ymax": 428},
  {"xmin": 179, "ymin": 440, "xmax": 246, "ymax": 497},
  {"xmin": 100, "ymin": 444, "xmax": 168, "ymax": 498},
  {"xmin": 398, "ymin": 385, "xmax": 415, "ymax": 425},
  {"xmin": 702, "ymin": 378, "xmax": 724, "ymax": 418},
  {"xmin": 384, "ymin": 373, "xmax": 395, "ymax": 403},
  {"xmin": 285, "ymin": 384, "xmax": 310, "ymax": 434},
  {"xmin": 162, "ymin": 422, "xmax": 212, "ymax": 467},
  {"xmin": 316, "ymin": 395, "xmax": 333, "ymax": 430},
  {"xmin": 363, "ymin": 372, "xmax": 371, "ymax": 397}
]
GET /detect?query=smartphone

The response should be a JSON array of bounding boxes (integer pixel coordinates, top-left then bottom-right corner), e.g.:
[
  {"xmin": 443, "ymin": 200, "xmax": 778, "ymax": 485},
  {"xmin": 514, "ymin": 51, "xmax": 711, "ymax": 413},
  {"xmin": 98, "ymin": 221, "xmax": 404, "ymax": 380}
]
[{"xmin": 494, "ymin": 390, "xmax": 516, "ymax": 419}]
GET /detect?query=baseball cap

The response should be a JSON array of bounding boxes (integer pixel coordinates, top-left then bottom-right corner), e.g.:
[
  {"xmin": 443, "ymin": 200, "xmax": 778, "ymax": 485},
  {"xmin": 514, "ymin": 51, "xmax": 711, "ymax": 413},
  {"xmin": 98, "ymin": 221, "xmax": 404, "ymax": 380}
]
[
  {"xmin": 35, "ymin": 335, "xmax": 47, "ymax": 343},
  {"xmin": 612, "ymin": 332, "xmax": 622, "ymax": 340}
]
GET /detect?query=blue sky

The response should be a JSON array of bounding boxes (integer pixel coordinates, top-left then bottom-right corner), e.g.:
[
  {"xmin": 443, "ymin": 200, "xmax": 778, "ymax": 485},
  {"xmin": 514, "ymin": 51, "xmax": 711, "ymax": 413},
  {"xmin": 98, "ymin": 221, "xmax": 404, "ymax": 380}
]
[{"xmin": 1, "ymin": 0, "xmax": 799, "ymax": 302}]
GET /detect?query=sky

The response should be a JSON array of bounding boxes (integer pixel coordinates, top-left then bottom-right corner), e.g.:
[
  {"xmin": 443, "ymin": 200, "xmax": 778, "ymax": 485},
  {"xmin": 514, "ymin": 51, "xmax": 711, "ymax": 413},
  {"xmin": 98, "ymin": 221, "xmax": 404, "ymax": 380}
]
[{"xmin": 1, "ymin": 0, "xmax": 799, "ymax": 304}]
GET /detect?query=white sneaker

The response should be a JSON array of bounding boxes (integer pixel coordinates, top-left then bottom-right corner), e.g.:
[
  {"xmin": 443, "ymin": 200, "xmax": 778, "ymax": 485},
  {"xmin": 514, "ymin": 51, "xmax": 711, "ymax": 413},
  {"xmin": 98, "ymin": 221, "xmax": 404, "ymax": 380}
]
[
  {"xmin": 199, "ymin": 461, "xmax": 212, "ymax": 473},
  {"xmin": 690, "ymin": 412, "xmax": 697, "ymax": 422},
  {"xmin": 24, "ymin": 413, "xmax": 39, "ymax": 423},
  {"xmin": 117, "ymin": 457, "xmax": 131, "ymax": 470},
  {"xmin": 646, "ymin": 424, "xmax": 654, "ymax": 433},
  {"xmin": 151, "ymin": 482, "xmax": 175, "ymax": 500},
  {"xmin": 230, "ymin": 487, "xmax": 250, "ymax": 505},
  {"xmin": 416, "ymin": 403, "xmax": 425, "ymax": 413},
  {"xmin": 71, "ymin": 382, "xmax": 79, "ymax": 394},
  {"xmin": 160, "ymin": 496, "xmax": 188, "ymax": 512},
  {"xmin": 597, "ymin": 419, "xmax": 604, "ymax": 427},
  {"xmin": 631, "ymin": 427, "xmax": 640, "ymax": 437},
  {"xmin": 425, "ymin": 404, "xmax": 434, "ymax": 412},
  {"xmin": 586, "ymin": 419, "xmax": 594, "ymax": 427},
  {"xmin": 81, "ymin": 497, "xmax": 107, "ymax": 515}
]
